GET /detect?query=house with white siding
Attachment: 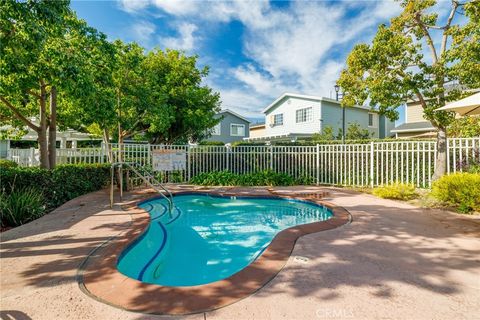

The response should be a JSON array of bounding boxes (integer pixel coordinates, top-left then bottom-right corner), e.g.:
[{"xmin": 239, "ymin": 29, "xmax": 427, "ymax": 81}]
[{"xmin": 246, "ymin": 93, "xmax": 395, "ymax": 141}]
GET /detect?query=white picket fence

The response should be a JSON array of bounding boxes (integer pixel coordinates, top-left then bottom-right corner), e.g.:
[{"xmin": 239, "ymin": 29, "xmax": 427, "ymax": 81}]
[{"xmin": 7, "ymin": 138, "xmax": 480, "ymax": 188}]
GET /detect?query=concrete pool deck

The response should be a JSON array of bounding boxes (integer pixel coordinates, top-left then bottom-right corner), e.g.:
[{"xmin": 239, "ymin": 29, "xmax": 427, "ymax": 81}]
[{"xmin": 1, "ymin": 186, "xmax": 479, "ymax": 320}]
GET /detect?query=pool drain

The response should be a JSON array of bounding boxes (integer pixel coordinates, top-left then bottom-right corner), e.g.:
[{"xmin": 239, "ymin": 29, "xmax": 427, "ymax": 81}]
[{"xmin": 294, "ymin": 256, "xmax": 310, "ymax": 263}]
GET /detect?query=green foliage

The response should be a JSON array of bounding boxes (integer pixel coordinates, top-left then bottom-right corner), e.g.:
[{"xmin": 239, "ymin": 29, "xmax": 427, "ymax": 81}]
[
  {"xmin": 0, "ymin": 163, "xmax": 111, "ymax": 211},
  {"xmin": 0, "ymin": 159, "xmax": 18, "ymax": 168},
  {"xmin": 0, "ymin": 187, "xmax": 45, "ymax": 227},
  {"xmin": 346, "ymin": 122, "xmax": 373, "ymax": 140},
  {"xmin": 143, "ymin": 49, "xmax": 221, "ymax": 144},
  {"xmin": 199, "ymin": 141, "xmax": 225, "ymax": 146},
  {"xmin": 191, "ymin": 171, "xmax": 238, "ymax": 186},
  {"xmin": 373, "ymin": 183, "xmax": 417, "ymax": 200},
  {"xmin": 447, "ymin": 2, "xmax": 480, "ymax": 88},
  {"xmin": 231, "ymin": 141, "xmax": 268, "ymax": 147},
  {"xmin": 294, "ymin": 174, "xmax": 315, "ymax": 185},
  {"xmin": 467, "ymin": 164, "xmax": 480, "ymax": 174},
  {"xmin": 312, "ymin": 125, "xmax": 336, "ymax": 141},
  {"xmin": 448, "ymin": 116, "xmax": 480, "ymax": 138},
  {"xmin": 432, "ymin": 173, "xmax": 480, "ymax": 213},
  {"xmin": 190, "ymin": 170, "xmax": 297, "ymax": 187}
]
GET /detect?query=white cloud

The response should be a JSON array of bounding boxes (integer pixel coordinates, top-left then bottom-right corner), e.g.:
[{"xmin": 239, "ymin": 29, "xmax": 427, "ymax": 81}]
[
  {"xmin": 151, "ymin": 0, "xmax": 199, "ymax": 15},
  {"xmin": 118, "ymin": 0, "xmax": 406, "ymax": 117},
  {"xmin": 218, "ymin": 88, "xmax": 269, "ymax": 118},
  {"xmin": 160, "ymin": 22, "xmax": 198, "ymax": 51},
  {"xmin": 131, "ymin": 20, "xmax": 156, "ymax": 44},
  {"xmin": 118, "ymin": 0, "xmax": 150, "ymax": 13}
]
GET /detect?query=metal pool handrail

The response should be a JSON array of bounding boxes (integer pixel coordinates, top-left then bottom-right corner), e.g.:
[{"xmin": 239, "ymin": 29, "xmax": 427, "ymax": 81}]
[{"xmin": 110, "ymin": 162, "xmax": 174, "ymax": 217}]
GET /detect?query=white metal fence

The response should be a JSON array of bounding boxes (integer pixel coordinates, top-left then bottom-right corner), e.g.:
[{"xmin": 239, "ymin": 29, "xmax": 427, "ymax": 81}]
[{"xmin": 6, "ymin": 137, "xmax": 480, "ymax": 188}]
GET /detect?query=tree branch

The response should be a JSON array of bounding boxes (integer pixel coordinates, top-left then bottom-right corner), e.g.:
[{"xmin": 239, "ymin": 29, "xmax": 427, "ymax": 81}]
[
  {"xmin": 0, "ymin": 96, "xmax": 40, "ymax": 132},
  {"xmin": 414, "ymin": 13, "xmax": 438, "ymax": 64},
  {"xmin": 27, "ymin": 89, "xmax": 41, "ymax": 100},
  {"xmin": 440, "ymin": 0, "xmax": 459, "ymax": 57}
]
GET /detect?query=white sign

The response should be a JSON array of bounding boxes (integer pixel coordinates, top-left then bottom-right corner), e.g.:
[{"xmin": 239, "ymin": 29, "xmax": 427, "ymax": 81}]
[{"xmin": 152, "ymin": 150, "xmax": 186, "ymax": 171}]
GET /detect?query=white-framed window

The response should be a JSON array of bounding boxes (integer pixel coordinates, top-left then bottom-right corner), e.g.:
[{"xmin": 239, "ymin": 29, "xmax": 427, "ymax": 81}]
[
  {"xmin": 211, "ymin": 123, "xmax": 221, "ymax": 135},
  {"xmin": 296, "ymin": 107, "xmax": 313, "ymax": 123},
  {"xmin": 273, "ymin": 113, "xmax": 283, "ymax": 126},
  {"xmin": 368, "ymin": 113, "xmax": 377, "ymax": 127},
  {"xmin": 230, "ymin": 123, "xmax": 245, "ymax": 136}
]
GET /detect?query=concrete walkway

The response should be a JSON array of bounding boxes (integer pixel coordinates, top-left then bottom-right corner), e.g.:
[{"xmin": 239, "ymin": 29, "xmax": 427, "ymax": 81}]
[{"xmin": 1, "ymin": 187, "xmax": 479, "ymax": 320}]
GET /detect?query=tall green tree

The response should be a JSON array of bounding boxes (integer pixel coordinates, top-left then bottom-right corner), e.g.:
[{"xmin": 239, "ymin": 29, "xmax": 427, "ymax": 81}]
[
  {"xmin": 142, "ymin": 49, "xmax": 221, "ymax": 144},
  {"xmin": 0, "ymin": 0, "xmax": 106, "ymax": 168},
  {"xmin": 337, "ymin": 0, "xmax": 479, "ymax": 180}
]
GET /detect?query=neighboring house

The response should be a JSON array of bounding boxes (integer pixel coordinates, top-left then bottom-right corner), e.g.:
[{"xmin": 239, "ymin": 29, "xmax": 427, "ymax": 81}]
[
  {"xmin": 0, "ymin": 124, "xmax": 101, "ymax": 159},
  {"xmin": 249, "ymin": 123, "xmax": 266, "ymax": 139},
  {"xmin": 392, "ymin": 87, "xmax": 480, "ymax": 138},
  {"xmin": 246, "ymin": 93, "xmax": 394, "ymax": 141},
  {"xmin": 205, "ymin": 109, "xmax": 250, "ymax": 144},
  {"xmin": 391, "ymin": 100, "xmax": 437, "ymax": 138}
]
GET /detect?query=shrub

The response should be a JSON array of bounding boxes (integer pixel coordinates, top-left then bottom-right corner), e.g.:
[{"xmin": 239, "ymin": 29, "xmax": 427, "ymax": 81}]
[
  {"xmin": 190, "ymin": 170, "xmax": 238, "ymax": 186},
  {"xmin": 0, "ymin": 187, "xmax": 45, "ymax": 227},
  {"xmin": 49, "ymin": 164, "xmax": 111, "ymax": 208},
  {"xmin": 198, "ymin": 141, "xmax": 225, "ymax": 146},
  {"xmin": 372, "ymin": 183, "xmax": 417, "ymax": 200},
  {"xmin": 432, "ymin": 173, "xmax": 480, "ymax": 213},
  {"xmin": 190, "ymin": 170, "xmax": 297, "ymax": 186},
  {"xmin": 0, "ymin": 159, "xmax": 18, "ymax": 168},
  {"xmin": 295, "ymin": 174, "xmax": 315, "ymax": 185},
  {"xmin": 0, "ymin": 163, "xmax": 111, "ymax": 212}
]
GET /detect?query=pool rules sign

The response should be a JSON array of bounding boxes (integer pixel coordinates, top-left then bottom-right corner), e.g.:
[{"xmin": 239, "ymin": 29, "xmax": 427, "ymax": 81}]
[{"xmin": 152, "ymin": 149, "xmax": 187, "ymax": 171}]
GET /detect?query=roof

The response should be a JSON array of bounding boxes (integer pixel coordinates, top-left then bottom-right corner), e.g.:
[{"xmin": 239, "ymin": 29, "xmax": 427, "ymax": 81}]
[
  {"xmin": 217, "ymin": 109, "xmax": 250, "ymax": 123},
  {"xmin": 391, "ymin": 121, "xmax": 436, "ymax": 133},
  {"xmin": 250, "ymin": 123, "xmax": 265, "ymax": 129},
  {"xmin": 262, "ymin": 92, "xmax": 373, "ymax": 114}
]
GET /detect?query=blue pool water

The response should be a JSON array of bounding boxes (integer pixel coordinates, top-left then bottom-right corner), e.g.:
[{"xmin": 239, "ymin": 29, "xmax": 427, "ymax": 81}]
[{"xmin": 117, "ymin": 194, "xmax": 333, "ymax": 286}]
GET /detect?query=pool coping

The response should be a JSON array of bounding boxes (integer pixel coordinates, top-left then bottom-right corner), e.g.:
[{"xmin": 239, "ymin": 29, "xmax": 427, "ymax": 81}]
[{"xmin": 78, "ymin": 189, "xmax": 352, "ymax": 315}]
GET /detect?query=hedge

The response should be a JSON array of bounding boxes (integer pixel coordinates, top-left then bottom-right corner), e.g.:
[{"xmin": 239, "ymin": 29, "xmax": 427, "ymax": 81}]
[
  {"xmin": 190, "ymin": 170, "xmax": 313, "ymax": 186},
  {"xmin": 0, "ymin": 163, "xmax": 111, "ymax": 212}
]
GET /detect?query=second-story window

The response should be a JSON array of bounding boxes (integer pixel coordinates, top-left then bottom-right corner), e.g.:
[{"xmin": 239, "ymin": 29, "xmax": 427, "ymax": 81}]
[
  {"xmin": 296, "ymin": 107, "xmax": 313, "ymax": 123},
  {"xmin": 230, "ymin": 123, "xmax": 245, "ymax": 136},
  {"xmin": 273, "ymin": 113, "xmax": 283, "ymax": 126}
]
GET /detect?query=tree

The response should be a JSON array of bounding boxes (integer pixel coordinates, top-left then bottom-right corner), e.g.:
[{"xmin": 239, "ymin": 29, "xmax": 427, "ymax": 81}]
[
  {"xmin": 59, "ymin": 29, "xmax": 117, "ymax": 161},
  {"xmin": 0, "ymin": 0, "xmax": 105, "ymax": 168},
  {"xmin": 142, "ymin": 49, "xmax": 221, "ymax": 144},
  {"xmin": 337, "ymin": 0, "xmax": 480, "ymax": 180}
]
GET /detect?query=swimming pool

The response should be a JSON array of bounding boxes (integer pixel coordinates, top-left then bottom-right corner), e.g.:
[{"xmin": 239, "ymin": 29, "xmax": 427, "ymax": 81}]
[{"xmin": 117, "ymin": 193, "xmax": 333, "ymax": 287}]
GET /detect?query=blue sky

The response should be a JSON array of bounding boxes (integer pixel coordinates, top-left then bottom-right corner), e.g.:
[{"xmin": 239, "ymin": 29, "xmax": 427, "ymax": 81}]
[{"xmin": 70, "ymin": 0, "xmax": 435, "ymax": 124}]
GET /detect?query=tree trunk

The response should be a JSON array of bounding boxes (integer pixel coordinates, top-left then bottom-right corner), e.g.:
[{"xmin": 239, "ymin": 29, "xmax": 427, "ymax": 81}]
[
  {"xmin": 38, "ymin": 84, "xmax": 50, "ymax": 169},
  {"xmin": 48, "ymin": 86, "xmax": 57, "ymax": 169},
  {"xmin": 103, "ymin": 128, "xmax": 113, "ymax": 163},
  {"xmin": 432, "ymin": 126, "xmax": 448, "ymax": 181}
]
